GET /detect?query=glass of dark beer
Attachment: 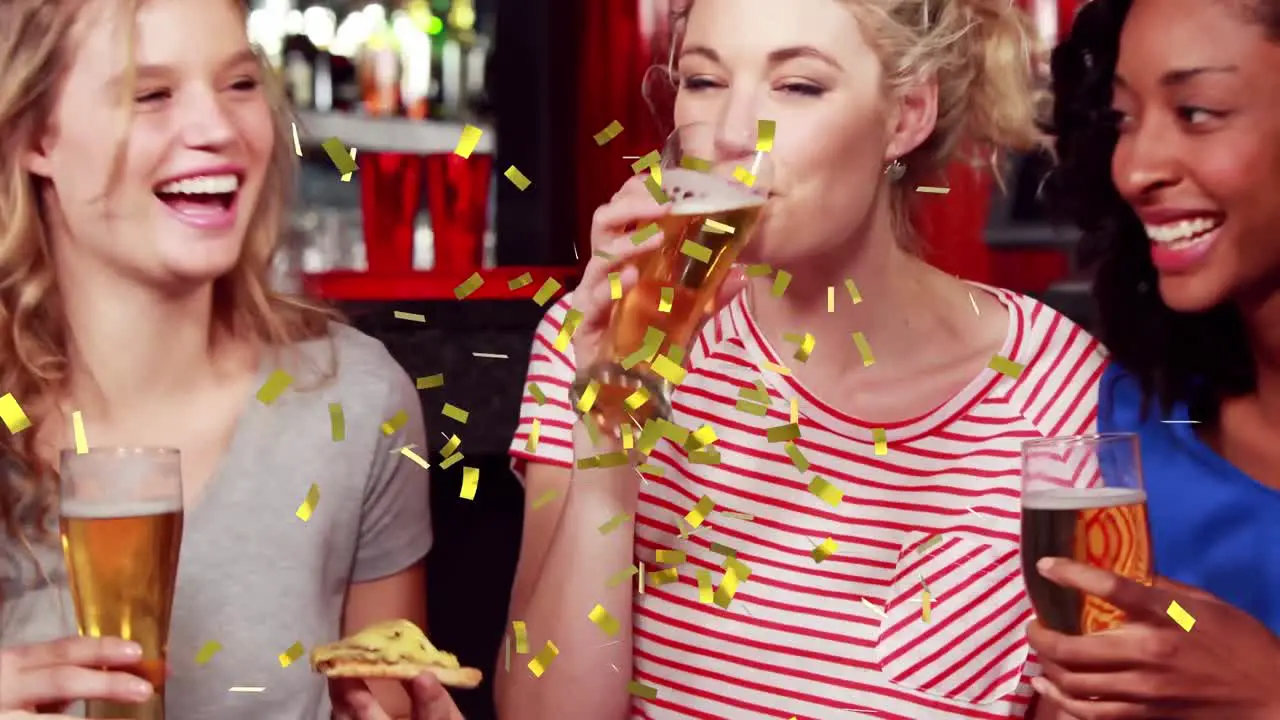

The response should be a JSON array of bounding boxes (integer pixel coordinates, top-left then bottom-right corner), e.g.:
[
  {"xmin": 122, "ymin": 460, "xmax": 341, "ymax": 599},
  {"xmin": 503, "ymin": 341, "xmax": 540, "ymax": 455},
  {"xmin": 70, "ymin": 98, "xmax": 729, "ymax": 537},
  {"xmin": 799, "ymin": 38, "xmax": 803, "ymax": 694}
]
[
  {"xmin": 1020, "ymin": 433, "xmax": 1152, "ymax": 634},
  {"xmin": 60, "ymin": 448, "xmax": 184, "ymax": 720},
  {"xmin": 570, "ymin": 121, "xmax": 774, "ymax": 432}
]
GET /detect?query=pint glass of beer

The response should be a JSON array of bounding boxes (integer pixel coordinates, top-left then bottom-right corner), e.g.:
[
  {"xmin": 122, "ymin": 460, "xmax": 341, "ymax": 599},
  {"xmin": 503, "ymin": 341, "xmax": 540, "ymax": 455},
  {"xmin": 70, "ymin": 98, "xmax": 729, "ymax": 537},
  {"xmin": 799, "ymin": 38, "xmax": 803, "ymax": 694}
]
[
  {"xmin": 59, "ymin": 448, "xmax": 184, "ymax": 720},
  {"xmin": 570, "ymin": 122, "xmax": 774, "ymax": 432},
  {"xmin": 1021, "ymin": 433, "xmax": 1152, "ymax": 635}
]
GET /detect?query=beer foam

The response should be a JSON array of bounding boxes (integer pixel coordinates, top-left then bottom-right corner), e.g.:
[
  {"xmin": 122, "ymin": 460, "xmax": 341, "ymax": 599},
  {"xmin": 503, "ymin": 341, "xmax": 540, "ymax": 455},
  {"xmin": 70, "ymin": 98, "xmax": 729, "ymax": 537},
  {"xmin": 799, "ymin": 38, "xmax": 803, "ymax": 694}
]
[
  {"xmin": 1022, "ymin": 486, "xmax": 1147, "ymax": 511},
  {"xmin": 60, "ymin": 498, "xmax": 182, "ymax": 519},
  {"xmin": 664, "ymin": 168, "xmax": 766, "ymax": 215}
]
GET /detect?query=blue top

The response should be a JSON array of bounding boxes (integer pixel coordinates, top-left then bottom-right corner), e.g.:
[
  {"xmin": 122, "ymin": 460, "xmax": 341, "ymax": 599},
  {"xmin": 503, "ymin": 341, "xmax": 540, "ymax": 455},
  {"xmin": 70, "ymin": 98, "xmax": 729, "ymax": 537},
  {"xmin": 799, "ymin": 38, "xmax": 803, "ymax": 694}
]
[{"xmin": 1099, "ymin": 363, "xmax": 1280, "ymax": 634}]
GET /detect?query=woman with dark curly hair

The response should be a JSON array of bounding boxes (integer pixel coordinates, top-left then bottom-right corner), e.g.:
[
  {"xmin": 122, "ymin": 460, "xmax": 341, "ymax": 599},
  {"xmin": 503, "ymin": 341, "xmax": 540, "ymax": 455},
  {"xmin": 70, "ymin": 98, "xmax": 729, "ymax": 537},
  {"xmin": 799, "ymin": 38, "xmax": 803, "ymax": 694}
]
[{"xmin": 1027, "ymin": 0, "xmax": 1280, "ymax": 717}]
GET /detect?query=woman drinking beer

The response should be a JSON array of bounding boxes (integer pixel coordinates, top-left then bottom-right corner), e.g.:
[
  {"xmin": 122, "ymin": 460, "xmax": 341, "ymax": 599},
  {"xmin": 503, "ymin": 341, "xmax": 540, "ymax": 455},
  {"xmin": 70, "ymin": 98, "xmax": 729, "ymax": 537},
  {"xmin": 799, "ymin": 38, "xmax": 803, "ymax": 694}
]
[
  {"xmin": 0, "ymin": 0, "xmax": 460, "ymax": 717},
  {"xmin": 1027, "ymin": 0, "xmax": 1280, "ymax": 716},
  {"xmin": 497, "ymin": 0, "xmax": 1103, "ymax": 718}
]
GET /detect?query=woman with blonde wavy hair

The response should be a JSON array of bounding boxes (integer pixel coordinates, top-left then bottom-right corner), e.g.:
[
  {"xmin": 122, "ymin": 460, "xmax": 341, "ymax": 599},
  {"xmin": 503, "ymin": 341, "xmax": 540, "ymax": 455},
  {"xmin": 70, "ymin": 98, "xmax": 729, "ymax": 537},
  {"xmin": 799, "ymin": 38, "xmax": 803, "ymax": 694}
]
[
  {"xmin": 487, "ymin": 0, "xmax": 1105, "ymax": 718},
  {"xmin": 0, "ymin": 0, "xmax": 458, "ymax": 717}
]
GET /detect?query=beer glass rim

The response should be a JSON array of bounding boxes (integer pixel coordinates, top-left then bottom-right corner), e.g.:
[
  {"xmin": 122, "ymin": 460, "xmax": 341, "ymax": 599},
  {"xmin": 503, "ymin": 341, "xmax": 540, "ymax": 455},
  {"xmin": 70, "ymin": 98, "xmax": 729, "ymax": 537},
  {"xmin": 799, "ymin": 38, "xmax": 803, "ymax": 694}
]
[
  {"xmin": 59, "ymin": 446, "xmax": 180, "ymax": 462},
  {"xmin": 1021, "ymin": 432, "xmax": 1138, "ymax": 452}
]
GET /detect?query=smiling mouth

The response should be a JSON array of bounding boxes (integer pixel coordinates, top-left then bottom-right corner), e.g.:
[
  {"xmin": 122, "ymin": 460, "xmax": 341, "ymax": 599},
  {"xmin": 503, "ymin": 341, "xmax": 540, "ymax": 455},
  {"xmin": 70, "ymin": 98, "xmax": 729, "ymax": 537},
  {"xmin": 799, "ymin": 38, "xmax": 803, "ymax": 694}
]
[{"xmin": 153, "ymin": 173, "xmax": 241, "ymax": 213}]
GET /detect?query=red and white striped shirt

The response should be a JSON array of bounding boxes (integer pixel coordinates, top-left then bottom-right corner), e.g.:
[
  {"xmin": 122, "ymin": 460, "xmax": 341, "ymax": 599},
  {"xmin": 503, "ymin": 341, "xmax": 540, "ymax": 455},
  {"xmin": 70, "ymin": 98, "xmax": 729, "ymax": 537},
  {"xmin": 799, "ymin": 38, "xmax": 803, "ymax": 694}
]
[{"xmin": 510, "ymin": 286, "xmax": 1104, "ymax": 719}]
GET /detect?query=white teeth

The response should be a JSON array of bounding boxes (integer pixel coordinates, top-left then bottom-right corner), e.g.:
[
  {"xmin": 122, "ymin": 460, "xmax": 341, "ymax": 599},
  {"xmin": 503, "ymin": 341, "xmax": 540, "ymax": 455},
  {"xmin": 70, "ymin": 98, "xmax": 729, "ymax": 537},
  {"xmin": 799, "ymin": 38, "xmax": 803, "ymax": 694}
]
[
  {"xmin": 1144, "ymin": 217, "xmax": 1222, "ymax": 245},
  {"xmin": 156, "ymin": 174, "xmax": 239, "ymax": 195}
]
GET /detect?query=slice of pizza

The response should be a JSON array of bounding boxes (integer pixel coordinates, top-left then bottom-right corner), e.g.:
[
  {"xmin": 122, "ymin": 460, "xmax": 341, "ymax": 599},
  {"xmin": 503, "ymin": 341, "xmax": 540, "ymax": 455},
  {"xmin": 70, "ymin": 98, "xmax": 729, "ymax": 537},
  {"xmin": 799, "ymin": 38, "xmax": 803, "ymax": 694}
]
[{"xmin": 310, "ymin": 619, "xmax": 483, "ymax": 689}]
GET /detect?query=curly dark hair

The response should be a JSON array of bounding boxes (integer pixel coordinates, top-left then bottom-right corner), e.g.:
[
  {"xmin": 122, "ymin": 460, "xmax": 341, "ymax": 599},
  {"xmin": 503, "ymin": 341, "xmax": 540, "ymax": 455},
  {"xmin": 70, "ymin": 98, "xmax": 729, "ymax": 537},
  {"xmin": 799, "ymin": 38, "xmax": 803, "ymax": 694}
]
[{"xmin": 1044, "ymin": 0, "xmax": 1276, "ymax": 420}]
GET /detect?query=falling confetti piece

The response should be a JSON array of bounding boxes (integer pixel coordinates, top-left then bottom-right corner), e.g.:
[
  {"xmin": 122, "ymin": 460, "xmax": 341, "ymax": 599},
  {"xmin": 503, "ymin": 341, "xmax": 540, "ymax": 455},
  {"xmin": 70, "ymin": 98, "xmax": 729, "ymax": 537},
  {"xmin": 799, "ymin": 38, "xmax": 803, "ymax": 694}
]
[
  {"xmin": 606, "ymin": 565, "xmax": 638, "ymax": 588},
  {"xmin": 296, "ymin": 483, "xmax": 321, "ymax": 522},
  {"xmin": 598, "ymin": 512, "xmax": 632, "ymax": 535},
  {"xmin": 528, "ymin": 641, "xmax": 559, "ymax": 678},
  {"xmin": 329, "ymin": 403, "xmax": 345, "ymax": 441},
  {"xmin": 525, "ymin": 419, "xmax": 542, "ymax": 453},
  {"xmin": 195, "ymin": 641, "xmax": 222, "ymax": 665},
  {"xmin": 71, "ymin": 411, "xmax": 88, "ymax": 454},
  {"xmin": 441, "ymin": 434, "xmax": 462, "ymax": 458},
  {"xmin": 922, "ymin": 589, "xmax": 933, "ymax": 622},
  {"xmin": 400, "ymin": 447, "xmax": 430, "ymax": 469},
  {"xmin": 680, "ymin": 156, "xmax": 712, "ymax": 172},
  {"xmin": 756, "ymin": 119, "xmax": 776, "ymax": 152},
  {"xmin": 512, "ymin": 621, "xmax": 529, "ymax": 653},
  {"xmin": 454, "ymin": 272, "xmax": 485, "ymax": 299},
  {"xmin": 680, "ymin": 240, "xmax": 712, "ymax": 263},
  {"xmin": 862, "ymin": 598, "xmax": 887, "ymax": 619},
  {"xmin": 790, "ymin": 398, "xmax": 799, "ymax": 424},
  {"xmin": 394, "ymin": 310, "xmax": 426, "ymax": 323},
  {"xmin": 631, "ymin": 150, "xmax": 661, "ymax": 175},
  {"xmin": 845, "ymin": 279, "xmax": 863, "ymax": 304},
  {"xmin": 291, "ymin": 122, "xmax": 302, "ymax": 156},
  {"xmin": 703, "ymin": 219, "xmax": 735, "ymax": 234},
  {"xmin": 321, "ymin": 138, "xmax": 357, "ymax": 174},
  {"xmin": 969, "ymin": 291, "xmax": 981, "ymax": 316},
  {"xmin": 460, "ymin": 467, "xmax": 479, "ymax": 500},
  {"xmin": 229, "ymin": 687, "xmax": 265, "ymax": 693},
  {"xmin": 473, "ymin": 352, "xmax": 508, "ymax": 359},
  {"xmin": 872, "ymin": 427, "xmax": 887, "ymax": 456},
  {"xmin": 852, "ymin": 332, "xmax": 875, "ymax": 367},
  {"xmin": 989, "ymin": 354, "xmax": 1026, "ymax": 379},
  {"xmin": 0, "ymin": 394, "xmax": 30, "ymax": 434},
  {"xmin": 772, "ymin": 270, "xmax": 792, "ymax": 297},
  {"xmin": 808, "ymin": 476, "xmax": 843, "ymax": 508},
  {"xmin": 650, "ymin": 354, "xmax": 685, "ymax": 385},
  {"xmin": 575, "ymin": 380, "xmax": 600, "ymax": 414},
  {"xmin": 683, "ymin": 495, "xmax": 716, "ymax": 529},
  {"xmin": 382, "ymin": 410, "xmax": 409, "ymax": 435},
  {"xmin": 761, "ymin": 360, "xmax": 791, "ymax": 376},
  {"xmin": 735, "ymin": 399, "xmax": 769, "ymax": 416},
  {"xmin": 593, "ymin": 120, "xmax": 624, "ymax": 145},
  {"xmin": 442, "ymin": 403, "xmax": 470, "ymax": 424},
  {"xmin": 785, "ymin": 442, "xmax": 810, "ymax": 472},
  {"xmin": 917, "ymin": 534, "xmax": 943, "ymax": 554},
  {"xmin": 256, "ymin": 370, "xmax": 294, "ymax": 405},
  {"xmin": 783, "ymin": 332, "xmax": 815, "ymax": 362},
  {"xmin": 588, "ymin": 604, "xmax": 620, "ymax": 636},
  {"xmin": 767, "ymin": 423, "xmax": 800, "ymax": 443},
  {"xmin": 278, "ymin": 641, "xmax": 305, "ymax": 667},
  {"xmin": 648, "ymin": 567, "xmax": 678, "ymax": 586},
  {"xmin": 643, "ymin": 176, "xmax": 669, "ymax": 204},
  {"xmin": 527, "ymin": 382, "xmax": 547, "ymax": 405},
  {"xmin": 505, "ymin": 166, "xmax": 532, "ymax": 190},
  {"xmin": 628, "ymin": 680, "xmax": 658, "ymax": 700},
  {"xmin": 1167, "ymin": 600, "xmax": 1196, "ymax": 631},
  {"xmin": 531, "ymin": 488, "xmax": 559, "ymax": 510},
  {"xmin": 340, "ymin": 148, "xmax": 358, "ymax": 182},
  {"xmin": 658, "ymin": 287, "xmax": 674, "ymax": 313},
  {"xmin": 608, "ymin": 272, "xmax": 623, "ymax": 300},
  {"xmin": 440, "ymin": 452, "xmax": 465, "ymax": 470},
  {"xmin": 509, "ymin": 273, "xmax": 534, "ymax": 290},
  {"xmin": 915, "ymin": 186, "xmax": 950, "ymax": 194},
  {"xmin": 416, "ymin": 373, "xmax": 444, "ymax": 390},
  {"xmin": 714, "ymin": 558, "xmax": 751, "ymax": 608},
  {"xmin": 697, "ymin": 569, "xmax": 714, "ymax": 603},
  {"xmin": 655, "ymin": 549, "xmax": 686, "ymax": 564},
  {"xmin": 455, "ymin": 125, "xmax": 484, "ymax": 158},
  {"xmin": 745, "ymin": 263, "xmax": 773, "ymax": 277},
  {"xmin": 827, "ymin": 286, "xmax": 836, "ymax": 313},
  {"xmin": 532, "ymin": 278, "xmax": 563, "ymax": 306},
  {"xmin": 733, "ymin": 166, "xmax": 756, "ymax": 187},
  {"xmin": 812, "ymin": 537, "xmax": 839, "ymax": 563}
]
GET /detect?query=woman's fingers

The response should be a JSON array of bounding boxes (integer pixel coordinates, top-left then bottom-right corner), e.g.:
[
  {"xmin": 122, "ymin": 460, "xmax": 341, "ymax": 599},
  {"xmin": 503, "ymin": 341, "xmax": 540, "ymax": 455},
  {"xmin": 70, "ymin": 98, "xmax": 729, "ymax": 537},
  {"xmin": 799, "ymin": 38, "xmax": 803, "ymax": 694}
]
[
  {"xmin": 328, "ymin": 678, "xmax": 391, "ymax": 720},
  {"xmin": 19, "ymin": 666, "xmax": 153, "ymax": 708},
  {"xmin": 403, "ymin": 673, "xmax": 464, "ymax": 720},
  {"xmin": 10, "ymin": 637, "xmax": 142, "ymax": 670}
]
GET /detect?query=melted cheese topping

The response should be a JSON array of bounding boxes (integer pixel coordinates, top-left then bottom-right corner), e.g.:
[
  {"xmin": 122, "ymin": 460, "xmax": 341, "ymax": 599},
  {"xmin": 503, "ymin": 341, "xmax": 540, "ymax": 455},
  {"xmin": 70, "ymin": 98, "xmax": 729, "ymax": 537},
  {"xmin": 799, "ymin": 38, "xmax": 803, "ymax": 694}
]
[{"xmin": 312, "ymin": 619, "xmax": 459, "ymax": 668}]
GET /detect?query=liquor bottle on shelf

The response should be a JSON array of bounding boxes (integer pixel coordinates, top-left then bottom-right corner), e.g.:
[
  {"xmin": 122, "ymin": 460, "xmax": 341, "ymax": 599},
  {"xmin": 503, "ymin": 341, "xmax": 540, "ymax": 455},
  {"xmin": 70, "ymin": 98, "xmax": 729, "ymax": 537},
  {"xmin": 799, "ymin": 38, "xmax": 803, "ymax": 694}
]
[
  {"xmin": 397, "ymin": 1, "xmax": 434, "ymax": 120},
  {"xmin": 360, "ymin": 4, "xmax": 401, "ymax": 117},
  {"xmin": 281, "ymin": 11, "xmax": 315, "ymax": 110}
]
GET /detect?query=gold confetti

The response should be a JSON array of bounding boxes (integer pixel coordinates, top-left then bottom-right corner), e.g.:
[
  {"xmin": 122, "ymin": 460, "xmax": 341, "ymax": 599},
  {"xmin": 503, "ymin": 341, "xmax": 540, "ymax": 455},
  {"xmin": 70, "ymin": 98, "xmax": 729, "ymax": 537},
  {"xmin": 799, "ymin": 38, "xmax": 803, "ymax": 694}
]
[
  {"xmin": 71, "ymin": 411, "xmax": 88, "ymax": 454},
  {"xmin": 915, "ymin": 185, "xmax": 950, "ymax": 194},
  {"xmin": 296, "ymin": 483, "xmax": 321, "ymax": 522},
  {"xmin": 680, "ymin": 156, "xmax": 712, "ymax": 172},
  {"xmin": 575, "ymin": 380, "xmax": 600, "ymax": 414},
  {"xmin": 381, "ymin": 410, "xmax": 409, "ymax": 435},
  {"xmin": 1167, "ymin": 600, "xmax": 1196, "ymax": 631},
  {"xmin": 440, "ymin": 452, "xmax": 465, "ymax": 470},
  {"xmin": 400, "ymin": 447, "xmax": 430, "ymax": 469},
  {"xmin": 454, "ymin": 271, "xmax": 485, "ymax": 299},
  {"xmin": 636, "ymin": 462, "xmax": 664, "ymax": 477},
  {"xmin": 512, "ymin": 621, "xmax": 529, "ymax": 653},
  {"xmin": 460, "ymin": 467, "xmax": 479, "ymax": 500},
  {"xmin": 618, "ymin": 388, "xmax": 648, "ymax": 413},
  {"xmin": 256, "ymin": 370, "xmax": 294, "ymax": 405},
  {"xmin": 588, "ymin": 604, "xmax": 620, "ymax": 636},
  {"xmin": 917, "ymin": 534, "xmax": 943, "ymax": 554},
  {"xmin": 812, "ymin": 537, "xmax": 839, "ymax": 563},
  {"xmin": 291, "ymin": 122, "xmax": 302, "ymax": 156},
  {"xmin": 628, "ymin": 680, "xmax": 658, "ymax": 700},
  {"xmin": 598, "ymin": 512, "xmax": 631, "ymax": 535},
  {"xmin": 767, "ymin": 423, "xmax": 800, "ymax": 443},
  {"xmin": 790, "ymin": 398, "xmax": 799, "ymax": 424},
  {"xmin": 703, "ymin": 219, "xmax": 735, "ymax": 234},
  {"xmin": 772, "ymin": 270, "xmax": 792, "ymax": 297},
  {"xmin": 989, "ymin": 354, "xmax": 1026, "ymax": 379},
  {"xmin": 340, "ymin": 147, "xmax": 358, "ymax": 182},
  {"xmin": 711, "ymin": 540, "xmax": 741, "ymax": 555},
  {"xmin": 630, "ymin": 150, "xmax": 661, "ymax": 175},
  {"xmin": 680, "ymin": 240, "xmax": 712, "ymax": 263},
  {"xmin": 643, "ymin": 176, "xmax": 669, "ymax": 204},
  {"xmin": 873, "ymin": 427, "xmax": 887, "ymax": 456},
  {"xmin": 394, "ymin": 310, "xmax": 426, "ymax": 322},
  {"xmin": 761, "ymin": 360, "xmax": 791, "ymax": 376},
  {"xmin": 473, "ymin": 352, "xmax": 508, "ymax": 360},
  {"xmin": 528, "ymin": 382, "xmax": 548, "ymax": 405},
  {"xmin": 0, "ymin": 394, "xmax": 30, "ymax": 434},
  {"xmin": 845, "ymin": 279, "xmax": 863, "ymax": 304},
  {"xmin": 689, "ymin": 449, "xmax": 720, "ymax": 465},
  {"xmin": 321, "ymin": 137, "xmax": 357, "ymax": 174},
  {"xmin": 714, "ymin": 558, "xmax": 751, "ymax": 608},
  {"xmin": 278, "ymin": 641, "xmax": 305, "ymax": 668},
  {"xmin": 631, "ymin": 222, "xmax": 661, "ymax": 246},
  {"xmin": 416, "ymin": 373, "xmax": 444, "ymax": 389},
  {"xmin": 229, "ymin": 686, "xmax": 265, "ymax": 693},
  {"xmin": 442, "ymin": 403, "xmax": 470, "ymax": 424},
  {"xmin": 324, "ymin": 402, "xmax": 345, "ymax": 442},
  {"xmin": 593, "ymin": 120, "xmax": 624, "ymax": 145},
  {"xmin": 648, "ymin": 567, "xmax": 678, "ymax": 586},
  {"xmin": 733, "ymin": 166, "xmax": 756, "ymax": 187},
  {"xmin": 525, "ymin": 419, "xmax": 541, "ymax": 453},
  {"xmin": 756, "ymin": 119, "xmax": 776, "ymax": 152},
  {"xmin": 608, "ymin": 272, "xmax": 623, "ymax": 300},
  {"xmin": 697, "ymin": 569, "xmax": 714, "ymax": 603},
  {"xmin": 528, "ymin": 641, "xmax": 559, "ymax": 678},
  {"xmin": 745, "ymin": 263, "xmax": 773, "ymax": 277},
  {"xmin": 658, "ymin": 287, "xmax": 674, "ymax": 313},
  {"xmin": 195, "ymin": 641, "xmax": 222, "ymax": 665},
  {"xmin": 531, "ymin": 488, "xmax": 558, "ymax": 510},
  {"xmin": 785, "ymin": 442, "xmax": 809, "ymax": 472},
  {"xmin": 455, "ymin": 124, "xmax": 484, "ymax": 158},
  {"xmin": 862, "ymin": 598, "xmax": 887, "ymax": 620},
  {"xmin": 533, "ymin": 278, "xmax": 563, "ymax": 306},
  {"xmin": 638, "ymin": 562, "xmax": 646, "ymax": 594},
  {"xmin": 827, "ymin": 286, "xmax": 836, "ymax": 313},
  {"xmin": 650, "ymin": 354, "xmax": 686, "ymax": 385},
  {"xmin": 606, "ymin": 565, "xmax": 639, "ymax": 588},
  {"xmin": 808, "ymin": 476, "xmax": 843, "ymax": 508},
  {"xmin": 690, "ymin": 424, "xmax": 718, "ymax": 448},
  {"xmin": 655, "ymin": 549, "xmax": 686, "ymax": 564},
  {"xmin": 505, "ymin": 166, "xmax": 532, "ymax": 190},
  {"xmin": 684, "ymin": 495, "xmax": 716, "ymax": 528},
  {"xmin": 441, "ymin": 434, "xmax": 462, "ymax": 457},
  {"xmin": 783, "ymin": 332, "xmax": 814, "ymax": 362},
  {"xmin": 509, "ymin": 272, "xmax": 534, "ymax": 290},
  {"xmin": 852, "ymin": 332, "xmax": 875, "ymax": 366},
  {"xmin": 922, "ymin": 589, "xmax": 933, "ymax": 622},
  {"xmin": 735, "ymin": 399, "xmax": 769, "ymax": 416}
]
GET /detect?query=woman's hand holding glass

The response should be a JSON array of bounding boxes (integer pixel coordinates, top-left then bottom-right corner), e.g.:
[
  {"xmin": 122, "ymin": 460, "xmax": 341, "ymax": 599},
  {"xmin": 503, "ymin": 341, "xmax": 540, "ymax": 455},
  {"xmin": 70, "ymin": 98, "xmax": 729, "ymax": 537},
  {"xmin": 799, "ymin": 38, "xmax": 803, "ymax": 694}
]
[{"xmin": 0, "ymin": 636, "xmax": 153, "ymax": 714}]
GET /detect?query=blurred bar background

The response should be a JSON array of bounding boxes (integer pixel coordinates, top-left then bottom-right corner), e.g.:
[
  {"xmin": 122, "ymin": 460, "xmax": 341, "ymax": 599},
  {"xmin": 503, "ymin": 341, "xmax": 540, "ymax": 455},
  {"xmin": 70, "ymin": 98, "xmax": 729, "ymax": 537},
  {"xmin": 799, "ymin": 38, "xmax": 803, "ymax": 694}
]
[{"xmin": 250, "ymin": 1, "xmax": 1090, "ymax": 716}]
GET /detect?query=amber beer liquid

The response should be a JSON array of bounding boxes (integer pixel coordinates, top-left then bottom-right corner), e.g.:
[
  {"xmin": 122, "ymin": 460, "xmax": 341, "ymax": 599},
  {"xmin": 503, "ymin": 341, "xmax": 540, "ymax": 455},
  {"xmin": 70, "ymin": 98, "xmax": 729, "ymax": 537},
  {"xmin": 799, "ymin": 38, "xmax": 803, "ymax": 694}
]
[
  {"xmin": 587, "ymin": 168, "xmax": 765, "ymax": 430},
  {"xmin": 1020, "ymin": 487, "xmax": 1152, "ymax": 635},
  {"xmin": 61, "ymin": 501, "xmax": 184, "ymax": 720}
]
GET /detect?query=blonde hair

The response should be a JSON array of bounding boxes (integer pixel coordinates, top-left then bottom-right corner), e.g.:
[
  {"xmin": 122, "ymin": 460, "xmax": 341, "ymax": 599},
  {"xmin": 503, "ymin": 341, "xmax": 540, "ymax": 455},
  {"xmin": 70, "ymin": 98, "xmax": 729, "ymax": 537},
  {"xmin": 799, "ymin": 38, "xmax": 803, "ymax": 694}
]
[
  {"xmin": 0, "ymin": 0, "xmax": 335, "ymax": 539},
  {"xmin": 662, "ymin": 0, "xmax": 1047, "ymax": 229}
]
